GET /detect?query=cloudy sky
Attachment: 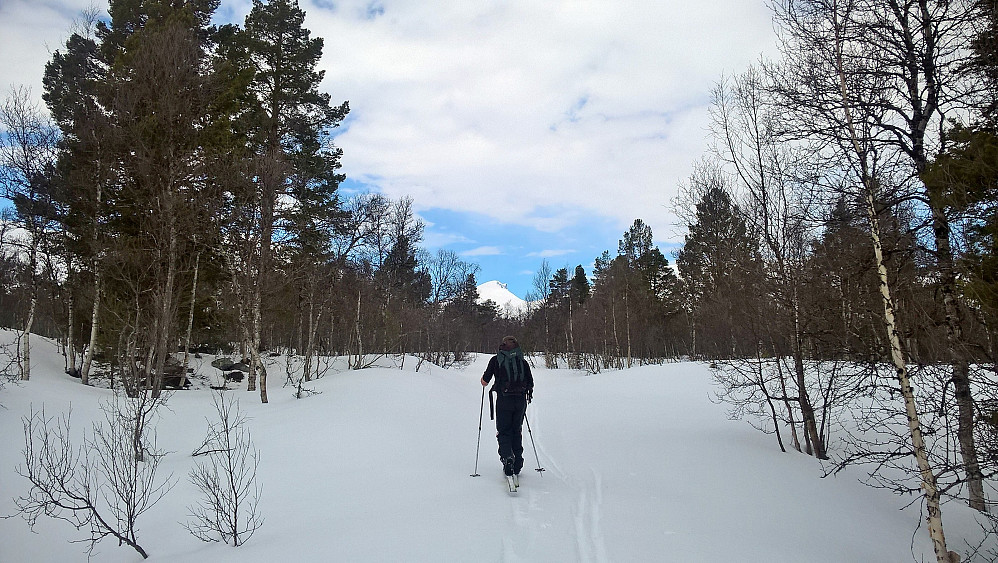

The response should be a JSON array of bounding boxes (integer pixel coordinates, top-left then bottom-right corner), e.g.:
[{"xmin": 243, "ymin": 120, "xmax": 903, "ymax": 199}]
[{"xmin": 1, "ymin": 0, "xmax": 776, "ymax": 298}]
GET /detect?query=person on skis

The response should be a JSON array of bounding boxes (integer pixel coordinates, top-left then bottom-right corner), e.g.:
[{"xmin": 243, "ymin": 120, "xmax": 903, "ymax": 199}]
[{"xmin": 480, "ymin": 336, "xmax": 534, "ymax": 477}]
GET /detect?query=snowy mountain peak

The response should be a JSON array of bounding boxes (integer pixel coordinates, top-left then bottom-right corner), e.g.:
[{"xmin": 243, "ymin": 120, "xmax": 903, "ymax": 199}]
[{"xmin": 477, "ymin": 280, "xmax": 528, "ymax": 315}]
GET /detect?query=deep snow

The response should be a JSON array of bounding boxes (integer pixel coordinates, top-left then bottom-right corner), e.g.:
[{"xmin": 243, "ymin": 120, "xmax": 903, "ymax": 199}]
[{"xmin": 0, "ymin": 332, "xmax": 988, "ymax": 562}]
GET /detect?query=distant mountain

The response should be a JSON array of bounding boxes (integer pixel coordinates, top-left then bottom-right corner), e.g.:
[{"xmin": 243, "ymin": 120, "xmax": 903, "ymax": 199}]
[{"xmin": 477, "ymin": 280, "xmax": 529, "ymax": 315}]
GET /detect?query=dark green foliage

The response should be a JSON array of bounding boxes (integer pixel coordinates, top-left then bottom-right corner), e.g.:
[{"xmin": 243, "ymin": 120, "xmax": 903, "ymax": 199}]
[
  {"xmin": 379, "ymin": 234, "xmax": 431, "ymax": 305},
  {"xmin": 571, "ymin": 265, "xmax": 590, "ymax": 305},
  {"xmin": 676, "ymin": 187, "xmax": 753, "ymax": 305},
  {"xmin": 520, "ymin": 219, "xmax": 688, "ymax": 364},
  {"xmin": 676, "ymin": 187, "xmax": 761, "ymax": 359},
  {"xmin": 924, "ymin": 126, "xmax": 998, "ymax": 332}
]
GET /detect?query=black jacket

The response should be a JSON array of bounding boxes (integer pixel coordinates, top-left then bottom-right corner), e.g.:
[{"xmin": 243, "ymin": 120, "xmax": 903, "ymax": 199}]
[{"xmin": 483, "ymin": 352, "xmax": 534, "ymax": 409}]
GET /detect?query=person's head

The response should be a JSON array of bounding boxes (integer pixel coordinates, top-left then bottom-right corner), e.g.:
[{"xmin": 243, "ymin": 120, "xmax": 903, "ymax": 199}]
[{"xmin": 500, "ymin": 336, "xmax": 519, "ymax": 351}]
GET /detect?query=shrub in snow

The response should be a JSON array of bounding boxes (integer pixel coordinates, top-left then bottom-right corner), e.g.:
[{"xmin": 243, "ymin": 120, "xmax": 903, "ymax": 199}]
[
  {"xmin": 187, "ymin": 392, "xmax": 263, "ymax": 546},
  {"xmin": 14, "ymin": 394, "xmax": 173, "ymax": 560}
]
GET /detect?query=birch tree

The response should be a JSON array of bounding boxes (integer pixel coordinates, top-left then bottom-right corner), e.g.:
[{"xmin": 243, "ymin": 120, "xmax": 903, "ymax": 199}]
[
  {"xmin": 710, "ymin": 67, "xmax": 828, "ymax": 458},
  {"xmin": 772, "ymin": 0, "xmax": 986, "ymax": 513},
  {"xmin": 770, "ymin": 0, "xmax": 965, "ymax": 558},
  {"xmin": 0, "ymin": 87, "xmax": 59, "ymax": 381}
]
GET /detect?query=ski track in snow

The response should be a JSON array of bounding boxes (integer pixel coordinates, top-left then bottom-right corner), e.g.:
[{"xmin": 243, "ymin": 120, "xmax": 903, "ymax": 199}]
[
  {"xmin": 570, "ymin": 468, "xmax": 607, "ymax": 563},
  {"xmin": 523, "ymin": 400, "xmax": 607, "ymax": 563}
]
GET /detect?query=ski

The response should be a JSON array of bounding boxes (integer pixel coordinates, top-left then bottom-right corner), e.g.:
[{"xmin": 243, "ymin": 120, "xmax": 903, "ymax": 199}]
[{"xmin": 505, "ymin": 474, "xmax": 518, "ymax": 494}]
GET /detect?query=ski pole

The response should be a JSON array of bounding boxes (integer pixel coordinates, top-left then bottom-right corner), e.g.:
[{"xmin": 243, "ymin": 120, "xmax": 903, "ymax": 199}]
[
  {"xmin": 471, "ymin": 385, "xmax": 485, "ymax": 477},
  {"xmin": 524, "ymin": 411, "xmax": 545, "ymax": 474}
]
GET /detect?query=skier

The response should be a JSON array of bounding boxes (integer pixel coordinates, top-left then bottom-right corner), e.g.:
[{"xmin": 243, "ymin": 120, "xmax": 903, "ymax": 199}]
[{"xmin": 480, "ymin": 336, "xmax": 534, "ymax": 478}]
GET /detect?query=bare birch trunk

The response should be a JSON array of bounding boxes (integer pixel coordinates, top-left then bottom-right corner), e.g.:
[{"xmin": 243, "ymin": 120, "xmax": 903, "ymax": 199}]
[
  {"xmin": 610, "ymin": 296, "xmax": 621, "ymax": 366},
  {"xmin": 793, "ymin": 290, "xmax": 826, "ymax": 459},
  {"xmin": 151, "ymin": 221, "xmax": 178, "ymax": 399},
  {"xmin": 67, "ymin": 291, "xmax": 76, "ymax": 375},
  {"xmin": 252, "ymin": 281, "xmax": 267, "ymax": 404},
  {"xmin": 236, "ymin": 242, "xmax": 256, "ymax": 392},
  {"xmin": 868, "ymin": 191, "xmax": 955, "ymax": 563},
  {"xmin": 19, "ymin": 234, "xmax": 38, "ymax": 380},
  {"xmin": 145, "ymin": 314, "xmax": 157, "ymax": 392},
  {"xmin": 352, "ymin": 289, "xmax": 363, "ymax": 369},
  {"xmin": 776, "ymin": 358, "xmax": 802, "ymax": 452},
  {"xmin": 302, "ymin": 307, "xmax": 312, "ymax": 383},
  {"xmin": 831, "ymin": 12, "xmax": 956, "ymax": 557},
  {"xmin": 691, "ymin": 316, "xmax": 697, "ymax": 360},
  {"xmin": 82, "ymin": 172, "xmax": 104, "ymax": 386},
  {"xmin": 304, "ymin": 302, "xmax": 322, "ymax": 382},
  {"xmin": 624, "ymin": 290, "xmax": 632, "ymax": 369},
  {"xmin": 759, "ymin": 348, "xmax": 787, "ymax": 453},
  {"xmin": 568, "ymin": 296, "xmax": 575, "ymax": 354},
  {"xmin": 180, "ymin": 253, "xmax": 200, "ymax": 388},
  {"xmin": 81, "ymin": 269, "xmax": 101, "ymax": 385},
  {"xmin": 253, "ymin": 147, "xmax": 281, "ymax": 403},
  {"xmin": 20, "ymin": 296, "xmax": 36, "ymax": 380}
]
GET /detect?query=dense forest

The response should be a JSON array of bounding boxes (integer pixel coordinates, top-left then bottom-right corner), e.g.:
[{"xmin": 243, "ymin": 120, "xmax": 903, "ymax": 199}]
[{"xmin": 4, "ymin": 1, "xmax": 998, "ymax": 560}]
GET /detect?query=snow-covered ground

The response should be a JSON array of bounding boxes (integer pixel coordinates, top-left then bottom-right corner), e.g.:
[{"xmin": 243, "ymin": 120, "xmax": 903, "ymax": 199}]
[{"xmin": 0, "ymin": 331, "xmax": 988, "ymax": 562}]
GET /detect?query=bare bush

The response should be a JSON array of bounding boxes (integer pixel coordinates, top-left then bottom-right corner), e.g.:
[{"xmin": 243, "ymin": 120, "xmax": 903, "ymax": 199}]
[
  {"xmin": 187, "ymin": 392, "xmax": 263, "ymax": 546},
  {"xmin": 14, "ymin": 397, "xmax": 173, "ymax": 559},
  {"xmin": 0, "ymin": 339, "xmax": 20, "ymax": 388}
]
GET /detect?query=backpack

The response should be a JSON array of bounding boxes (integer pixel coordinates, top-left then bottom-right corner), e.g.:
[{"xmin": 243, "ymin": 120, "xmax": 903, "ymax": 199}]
[{"xmin": 497, "ymin": 349, "xmax": 528, "ymax": 396}]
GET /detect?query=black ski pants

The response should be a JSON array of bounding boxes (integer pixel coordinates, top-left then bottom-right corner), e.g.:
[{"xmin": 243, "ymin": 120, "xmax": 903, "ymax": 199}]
[{"xmin": 495, "ymin": 397, "xmax": 527, "ymax": 473}]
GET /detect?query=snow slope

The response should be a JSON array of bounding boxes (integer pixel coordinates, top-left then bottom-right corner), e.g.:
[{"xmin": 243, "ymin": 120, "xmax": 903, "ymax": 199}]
[
  {"xmin": 477, "ymin": 280, "xmax": 529, "ymax": 316},
  {"xmin": 0, "ymin": 332, "xmax": 987, "ymax": 562}
]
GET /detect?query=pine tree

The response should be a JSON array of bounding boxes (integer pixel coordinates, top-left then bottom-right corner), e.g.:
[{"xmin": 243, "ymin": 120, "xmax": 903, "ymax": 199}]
[
  {"xmin": 379, "ymin": 234, "xmax": 431, "ymax": 305},
  {"xmin": 571, "ymin": 265, "xmax": 590, "ymax": 305},
  {"xmin": 100, "ymin": 0, "xmax": 234, "ymax": 396},
  {"xmin": 221, "ymin": 0, "xmax": 349, "ymax": 402},
  {"xmin": 549, "ymin": 268, "xmax": 570, "ymax": 305},
  {"xmin": 43, "ymin": 11, "xmax": 111, "ymax": 385},
  {"xmin": 676, "ymin": 186, "xmax": 760, "ymax": 358},
  {"xmin": 588, "ymin": 219, "xmax": 686, "ymax": 363}
]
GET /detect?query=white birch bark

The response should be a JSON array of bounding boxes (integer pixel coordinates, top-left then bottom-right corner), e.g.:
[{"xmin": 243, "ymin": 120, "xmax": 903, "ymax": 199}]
[
  {"xmin": 180, "ymin": 253, "xmax": 200, "ymax": 388},
  {"xmin": 20, "ymin": 295, "xmax": 36, "ymax": 380},
  {"xmin": 67, "ymin": 291, "xmax": 76, "ymax": 376},
  {"xmin": 831, "ymin": 8, "xmax": 956, "ymax": 557},
  {"xmin": 81, "ymin": 269, "xmax": 101, "ymax": 385}
]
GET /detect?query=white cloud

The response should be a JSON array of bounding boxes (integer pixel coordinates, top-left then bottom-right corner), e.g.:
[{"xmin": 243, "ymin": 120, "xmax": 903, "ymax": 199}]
[
  {"xmin": 2, "ymin": 0, "xmax": 777, "ymax": 246},
  {"xmin": 420, "ymin": 229, "xmax": 471, "ymax": 248},
  {"xmin": 527, "ymin": 249, "xmax": 574, "ymax": 258},
  {"xmin": 303, "ymin": 0, "xmax": 777, "ymax": 241},
  {"xmin": 0, "ymin": 1, "xmax": 99, "ymax": 104},
  {"xmin": 461, "ymin": 246, "xmax": 504, "ymax": 257}
]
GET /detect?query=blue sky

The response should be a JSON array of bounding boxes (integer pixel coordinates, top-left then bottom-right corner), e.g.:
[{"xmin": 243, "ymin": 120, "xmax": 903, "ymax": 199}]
[
  {"xmin": 385, "ymin": 186, "xmax": 640, "ymax": 298},
  {"xmin": 1, "ymin": 0, "xmax": 777, "ymax": 299}
]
